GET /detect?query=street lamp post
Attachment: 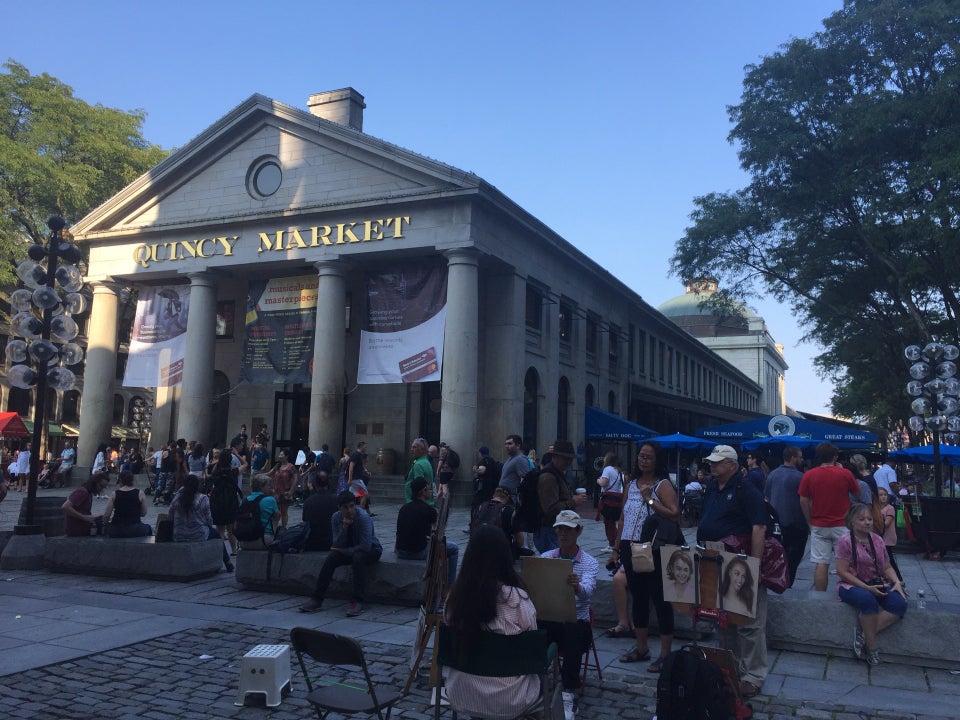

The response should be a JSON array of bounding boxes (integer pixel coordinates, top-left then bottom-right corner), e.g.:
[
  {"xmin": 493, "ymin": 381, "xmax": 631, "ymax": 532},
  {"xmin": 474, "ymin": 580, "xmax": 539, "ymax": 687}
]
[
  {"xmin": 130, "ymin": 397, "xmax": 153, "ymax": 454},
  {"xmin": 905, "ymin": 342, "xmax": 960, "ymax": 497},
  {"xmin": 7, "ymin": 215, "xmax": 87, "ymax": 531}
]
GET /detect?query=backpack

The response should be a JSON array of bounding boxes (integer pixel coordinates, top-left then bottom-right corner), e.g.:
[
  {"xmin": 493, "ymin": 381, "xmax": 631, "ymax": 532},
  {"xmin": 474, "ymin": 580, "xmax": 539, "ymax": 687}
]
[
  {"xmin": 269, "ymin": 522, "xmax": 311, "ymax": 554},
  {"xmin": 656, "ymin": 645, "xmax": 732, "ymax": 720},
  {"xmin": 316, "ymin": 451, "xmax": 336, "ymax": 474},
  {"xmin": 471, "ymin": 499, "xmax": 508, "ymax": 536},
  {"xmin": 447, "ymin": 448, "xmax": 461, "ymax": 469},
  {"xmin": 516, "ymin": 468, "xmax": 543, "ymax": 531},
  {"xmin": 234, "ymin": 494, "xmax": 266, "ymax": 542}
]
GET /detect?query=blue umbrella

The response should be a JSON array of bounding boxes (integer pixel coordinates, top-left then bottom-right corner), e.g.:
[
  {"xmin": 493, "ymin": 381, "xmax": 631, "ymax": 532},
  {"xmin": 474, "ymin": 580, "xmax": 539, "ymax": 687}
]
[
  {"xmin": 646, "ymin": 433, "xmax": 716, "ymax": 486},
  {"xmin": 741, "ymin": 435, "xmax": 821, "ymax": 451},
  {"xmin": 889, "ymin": 444, "xmax": 960, "ymax": 466}
]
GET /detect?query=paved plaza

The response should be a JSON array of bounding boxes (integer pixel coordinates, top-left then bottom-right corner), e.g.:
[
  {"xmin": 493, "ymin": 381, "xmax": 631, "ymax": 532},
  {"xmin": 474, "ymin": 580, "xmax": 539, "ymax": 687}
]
[{"xmin": 2, "ymin": 486, "xmax": 960, "ymax": 719}]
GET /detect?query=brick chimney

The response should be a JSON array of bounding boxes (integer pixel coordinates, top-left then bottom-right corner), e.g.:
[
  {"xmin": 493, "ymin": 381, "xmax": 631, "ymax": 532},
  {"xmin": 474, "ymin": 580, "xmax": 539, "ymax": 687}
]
[{"xmin": 307, "ymin": 88, "xmax": 366, "ymax": 131}]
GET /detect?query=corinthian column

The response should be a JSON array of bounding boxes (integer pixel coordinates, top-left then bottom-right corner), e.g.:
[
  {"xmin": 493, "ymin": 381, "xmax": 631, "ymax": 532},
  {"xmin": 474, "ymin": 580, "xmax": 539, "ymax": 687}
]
[
  {"xmin": 77, "ymin": 282, "xmax": 119, "ymax": 472},
  {"xmin": 440, "ymin": 249, "xmax": 479, "ymax": 469},
  {"xmin": 177, "ymin": 273, "xmax": 216, "ymax": 444},
  {"xmin": 308, "ymin": 260, "xmax": 347, "ymax": 451}
]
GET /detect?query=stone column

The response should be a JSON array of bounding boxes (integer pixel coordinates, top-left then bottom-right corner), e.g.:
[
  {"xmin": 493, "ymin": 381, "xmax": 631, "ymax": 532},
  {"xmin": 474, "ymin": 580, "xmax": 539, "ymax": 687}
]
[
  {"xmin": 484, "ymin": 271, "xmax": 525, "ymax": 443},
  {"xmin": 308, "ymin": 260, "xmax": 347, "ymax": 452},
  {"xmin": 77, "ymin": 282, "xmax": 120, "ymax": 472},
  {"xmin": 440, "ymin": 249, "xmax": 479, "ymax": 476},
  {"xmin": 176, "ymin": 273, "xmax": 217, "ymax": 445}
]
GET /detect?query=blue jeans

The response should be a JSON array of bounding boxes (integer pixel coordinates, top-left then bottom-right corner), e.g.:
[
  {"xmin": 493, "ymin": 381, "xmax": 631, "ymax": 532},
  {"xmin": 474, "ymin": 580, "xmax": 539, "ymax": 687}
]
[
  {"xmin": 839, "ymin": 585, "xmax": 907, "ymax": 616},
  {"xmin": 534, "ymin": 525, "xmax": 558, "ymax": 554},
  {"xmin": 396, "ymin": 541, "xmax": 459, "ymax": 585}
]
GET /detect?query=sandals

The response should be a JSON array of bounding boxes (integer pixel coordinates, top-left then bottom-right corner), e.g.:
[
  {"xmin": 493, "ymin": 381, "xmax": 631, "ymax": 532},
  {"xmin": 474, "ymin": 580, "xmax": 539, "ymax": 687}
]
[
  {"xmin": 647, "ymin": 656, "xmax": 666, "ymax": 673},
  {"xmin": 604, "ymin": 625, "xmax": 633, "ymax": 638},
  {"xmin": 619, "ymin": 647, "xmax": 651, "ymax": 663}
]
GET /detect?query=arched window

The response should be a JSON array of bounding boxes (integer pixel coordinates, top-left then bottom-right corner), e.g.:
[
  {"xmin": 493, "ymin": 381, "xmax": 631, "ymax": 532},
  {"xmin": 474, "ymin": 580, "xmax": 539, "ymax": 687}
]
[
  {"xmin": 62, "ymin": 391, "xmax": 80, "ymax": 423},
  {"xmin": 7, "ymin": 388, "xmax": 31, "ymax": 417},
  {"xmin": 608, "ymin": 391, "xmax": 617, "ymax": 414},
  {"xmin": 585, "ymin": 384, "xmax": 595, "ymax": 408},
  {"xmin": 557, "ymin": 376, "xmax": 570, "ymax": 440},
  {"xmin": 523, "ymin": 368, "xmax": 540, "ymax": 454},
  {"xmin": 113, "ymin": 394, "xmax": 125, "ymax": 424}
]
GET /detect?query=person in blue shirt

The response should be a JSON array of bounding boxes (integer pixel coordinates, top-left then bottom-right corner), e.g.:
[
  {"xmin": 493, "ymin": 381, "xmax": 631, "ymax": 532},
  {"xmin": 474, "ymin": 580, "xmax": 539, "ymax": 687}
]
[{"xmin": 299, "ymin": 491, "xmax": 383, "ymax": 617}]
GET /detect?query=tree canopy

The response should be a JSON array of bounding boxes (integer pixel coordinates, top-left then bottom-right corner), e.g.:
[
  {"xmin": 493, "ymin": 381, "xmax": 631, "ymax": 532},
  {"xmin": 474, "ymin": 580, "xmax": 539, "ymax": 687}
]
[
  {"xmin": 671, "ymin": 0, "xmax": 960, "ymax": 430},
  {"xmin": 0, "ymin": 60, "xmax": 167, "ymax": 285}
]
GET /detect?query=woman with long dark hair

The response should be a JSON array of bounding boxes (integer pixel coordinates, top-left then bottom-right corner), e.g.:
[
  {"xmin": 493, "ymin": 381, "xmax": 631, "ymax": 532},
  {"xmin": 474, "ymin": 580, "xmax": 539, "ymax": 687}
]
[
  {"xmin": 169, "ymin": 474, "xmax": 233, "ymax": 572},
  {"xmin": 444, "ymin": 525, "xmax": 539, "ymax": 719},
  {"xmin": 102, "ymin": 471, "xmax": 151, "ymax": 537},
  {"xmin": 611, "ymin": 440, "xmax": 680, "ymax": 673},
  {"xmin": 210, "ymin": 450, "xmax": 244, "ymax": 555},
  {"xmin": 721, "ymin": 556, "xmax": 756, "ymax": 616}
]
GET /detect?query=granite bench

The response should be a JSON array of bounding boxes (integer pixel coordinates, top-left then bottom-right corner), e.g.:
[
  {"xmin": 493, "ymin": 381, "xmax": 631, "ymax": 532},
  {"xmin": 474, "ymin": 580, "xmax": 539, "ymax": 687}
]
[
  {"xmin": 236, "ymin": 549, "xmax": 429, "ymax": 605},
  {"xmin": 44, "ymin": 535, "xmax": 225, "ymax": 581}
]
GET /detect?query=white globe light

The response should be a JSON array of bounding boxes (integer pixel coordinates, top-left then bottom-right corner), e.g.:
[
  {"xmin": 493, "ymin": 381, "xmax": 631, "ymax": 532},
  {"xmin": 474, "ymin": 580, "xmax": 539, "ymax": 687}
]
[
  {"xmin": 46, "ymin": 366, "xmax": 76, "ymax": 391},
  {"xmin": 63, "ymin": 292, "xmax": 87, "ymax": 315},
  {"xmin": 908, "ymin": 415, "xmax": 926, "ymax": 432},
  {"xmin": 911, "ymin": 397, "xmax": 932, "ymax": 416},
  {"xmin": 944, "ymin": 345, "xmax": 960, "ymax": 361},
  {"xmin": 948, "ymin": 416, "xmax": 960, "ymax": 432},
  {"xmin": 923, "ymin": 342, "xmax": 944, "ymax": 362},
  {"xmin": 31, "ymin": 285, "xmax": 60, "ymax": 311},
  {"xmin": 939, "ymin": 397, "xmax": 959, "ymax": 415},
  {"xmin": 936, "ymin": 361, "xmax": 957, "ymax": 379},
  {"xmin": 60, "ymin": 343, "xmax": 84, "ymax": 365},
  {"xmin": 8, "ymin": 364, "xmax": 38, "ymax": 389},
  {"xmin": 28, "ymin": 339, "xmax": 58, "ymax": 364},
  {"xmin": 909, "ymin": 362, "xmax": 931, "ymax": 380},
  {"xmin": 904, "ymin": 345, "xmax": 923, "ymax": 362},
  {"xmin": 10, "ymin": 288, "xmax": 33, "ymax": 313},
  {"xmin": 5, "ymin": 339, "xmax": 28, "ymax": 363},
  {"xmin": 50, "ymin": 315, "xmax": 78, "ymax": 342},
  {"xmin": 54, "ymin": 265, "xmax": 83, "ymax": 293},
  {"xmin": 906, "ymin": 380, "xmax": 924, "ymax": 396},
  {"xmin": 928, "ymin": 415, "xmax": 949, "ymax": 432},
  {"xmin": 15, "ymin": 260, "xmax": 46, "ymax": 289},
  {"xmin": 945, "ymin": 378, "xmax": 960, "ymax": 397},
  {"xmin": 12, "ymin": 311, "xmax": 42, "ymax": 340}
]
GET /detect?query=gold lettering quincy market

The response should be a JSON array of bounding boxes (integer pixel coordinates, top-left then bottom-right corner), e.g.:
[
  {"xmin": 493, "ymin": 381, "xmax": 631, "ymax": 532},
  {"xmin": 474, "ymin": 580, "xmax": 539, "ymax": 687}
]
[
  {"xmin": 258, "ymin": 216, "xmax": 410, "ymax": 252},
  {"xmin": 133, "ymin": 236, "xmax": 238, "ymax": 268}
]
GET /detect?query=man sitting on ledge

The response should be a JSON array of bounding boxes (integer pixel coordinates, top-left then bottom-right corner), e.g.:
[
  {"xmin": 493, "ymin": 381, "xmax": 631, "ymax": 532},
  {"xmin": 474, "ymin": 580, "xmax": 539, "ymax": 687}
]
[
  {"xmin": 299, "ymin": 490, "xmax": 383, "ymax": 617},
  {"xmin": 62, "ymin": 473, "xmax": 109, "ymax": 536},
  {"xmin": 396, "ymin": 477, "xmax": 459, "ymax": 586}
]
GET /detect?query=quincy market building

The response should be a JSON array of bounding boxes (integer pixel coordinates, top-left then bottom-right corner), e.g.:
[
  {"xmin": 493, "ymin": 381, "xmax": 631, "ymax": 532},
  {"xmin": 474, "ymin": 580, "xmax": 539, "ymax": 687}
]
[{"xmin": 71, "ymin": 89, "xmax": 771, "ymax": 481}]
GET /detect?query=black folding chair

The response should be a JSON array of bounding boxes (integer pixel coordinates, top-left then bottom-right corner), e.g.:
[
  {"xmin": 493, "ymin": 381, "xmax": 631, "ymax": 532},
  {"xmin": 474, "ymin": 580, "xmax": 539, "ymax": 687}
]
[
  {"xmin": 290, "ymin": 627, "xmax": 402, "ymax": 720},
  {"xmin": 434, "ymin": 625, "xmax": 561, "ymax": 720}
]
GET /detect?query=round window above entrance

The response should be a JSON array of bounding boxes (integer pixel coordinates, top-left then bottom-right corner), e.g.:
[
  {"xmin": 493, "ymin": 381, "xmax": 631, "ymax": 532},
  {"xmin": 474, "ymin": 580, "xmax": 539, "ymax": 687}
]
[{"xmin": 247, "ymin": 157, "xmax": 282, "ymax": 198}]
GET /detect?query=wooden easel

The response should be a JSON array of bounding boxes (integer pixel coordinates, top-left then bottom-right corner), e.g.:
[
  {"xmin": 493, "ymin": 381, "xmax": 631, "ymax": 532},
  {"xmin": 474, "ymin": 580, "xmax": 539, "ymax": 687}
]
[{"xmin": 404, "ymin": 493, "xmax": 450, "ymax": 694}]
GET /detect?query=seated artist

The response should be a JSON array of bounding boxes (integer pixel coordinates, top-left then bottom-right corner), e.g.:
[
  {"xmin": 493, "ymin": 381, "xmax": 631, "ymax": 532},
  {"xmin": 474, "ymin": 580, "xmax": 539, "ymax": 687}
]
[
  {"xmin": 537, "ymin": 510, "xmax": 598, "ymax": 716},
  {"xmin": 62, "ymin": 473, "xmax": 109, "ymax": 536},
  {"xmin": 395, "ymin": 477, "xmax": 459, "ymax": 586}
]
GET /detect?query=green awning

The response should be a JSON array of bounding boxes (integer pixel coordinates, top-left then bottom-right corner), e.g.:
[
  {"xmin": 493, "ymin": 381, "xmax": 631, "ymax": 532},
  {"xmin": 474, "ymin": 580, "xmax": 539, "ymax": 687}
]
[{"xmin": 21, "ymin": 419, "xmax": 64, "ymax": 436}]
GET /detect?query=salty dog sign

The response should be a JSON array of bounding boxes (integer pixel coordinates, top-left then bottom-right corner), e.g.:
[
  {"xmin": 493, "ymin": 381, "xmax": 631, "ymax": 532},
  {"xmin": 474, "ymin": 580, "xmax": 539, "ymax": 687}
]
[{"xmin": 240, "ymin": 275, "xmax": 319, "ymax": 384}]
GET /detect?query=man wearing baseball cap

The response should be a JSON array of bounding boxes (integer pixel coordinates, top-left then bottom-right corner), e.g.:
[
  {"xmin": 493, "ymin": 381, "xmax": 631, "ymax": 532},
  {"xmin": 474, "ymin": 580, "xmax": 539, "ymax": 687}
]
[
  {"xmin": 697, "ymin": 444, "xmax": 769, "ymax": 699},
  {"xmin": 538, "ymin": 510, "xmax": 597, "ymax": 720}
]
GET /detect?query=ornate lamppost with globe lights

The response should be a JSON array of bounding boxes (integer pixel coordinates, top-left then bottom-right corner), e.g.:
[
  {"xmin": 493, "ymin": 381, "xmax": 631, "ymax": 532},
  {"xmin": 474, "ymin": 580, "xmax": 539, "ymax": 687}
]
[
  {"xmin": 905, "ymin": 341, "xmax": 960, "ymax": 497},
  {"xmin": 130, "ymin": 397, "xmax": 152, "ymax": 454},
  {"xmin": 6, "ymin": 215, "xmax": 87, "ymax": 532}
]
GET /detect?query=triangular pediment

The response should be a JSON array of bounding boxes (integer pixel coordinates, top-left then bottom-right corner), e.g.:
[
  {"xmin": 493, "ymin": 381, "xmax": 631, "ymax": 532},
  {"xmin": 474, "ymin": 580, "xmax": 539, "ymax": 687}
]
[{"xmin": 73, "ymin": 94, "xmax": 480, "ymax": 237}]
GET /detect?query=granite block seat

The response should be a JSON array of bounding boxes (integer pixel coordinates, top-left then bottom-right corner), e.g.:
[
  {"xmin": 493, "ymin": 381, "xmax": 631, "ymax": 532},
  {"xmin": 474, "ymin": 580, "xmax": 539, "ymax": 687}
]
[
  {"xmin": 235, "ymin": 549, "xmax": 428, "ymax": 605},
  {"xmin": 44, "ymin": 535, "xmax": 224, "ymax": 581}
]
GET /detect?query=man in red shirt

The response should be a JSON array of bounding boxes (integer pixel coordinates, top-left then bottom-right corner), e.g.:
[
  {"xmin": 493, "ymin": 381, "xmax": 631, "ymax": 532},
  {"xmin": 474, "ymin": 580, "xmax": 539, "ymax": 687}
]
[{"xmin": 798, "ymin": 442, "xmax": 860, "ymax": 591}]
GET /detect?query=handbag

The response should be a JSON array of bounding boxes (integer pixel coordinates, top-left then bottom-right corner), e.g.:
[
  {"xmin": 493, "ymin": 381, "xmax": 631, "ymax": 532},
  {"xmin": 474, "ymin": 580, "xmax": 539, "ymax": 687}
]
[
  {"xmin": 720, "ymin": 533, "xmax": 790, "ymax": 594},
  {"xmin": 631, "ymin": 530, "xmax": 657, "ymax": 573}
]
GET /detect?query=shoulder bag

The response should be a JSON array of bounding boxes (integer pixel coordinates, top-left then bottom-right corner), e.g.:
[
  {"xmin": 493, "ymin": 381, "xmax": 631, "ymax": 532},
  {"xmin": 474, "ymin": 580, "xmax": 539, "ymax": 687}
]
[
  {"xmin": 599, "ymin": 471, "xmax": 624, "ymax": 522},
  {"xmin": 628, "ymin": 494, "xmax": 656, "ymax": 573}
]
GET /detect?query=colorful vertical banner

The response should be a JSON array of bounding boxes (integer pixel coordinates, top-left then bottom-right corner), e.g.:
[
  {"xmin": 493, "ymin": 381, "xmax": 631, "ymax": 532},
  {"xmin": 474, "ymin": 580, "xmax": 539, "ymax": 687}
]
[
  {"xmin": 239, "ymin": 274, "xmax": 319, "ymax": 384},
  {"xmin": 122, "ymin": 285, "xmax": 191, "ymax": 387},
  {"xmin": 357, "ymin": 263, "xmax": 447, "ymax": 384}
]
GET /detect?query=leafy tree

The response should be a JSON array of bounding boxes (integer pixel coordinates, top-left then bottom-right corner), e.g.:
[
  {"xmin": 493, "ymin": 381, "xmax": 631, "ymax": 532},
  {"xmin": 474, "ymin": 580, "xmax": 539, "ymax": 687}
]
[
  {"xmin": 671, "ymin": 0, "xmax": 960, "ymax": 431},
  {"xmin": 0, "ymin": 60, "xmax": 167, "ymax": 285}
]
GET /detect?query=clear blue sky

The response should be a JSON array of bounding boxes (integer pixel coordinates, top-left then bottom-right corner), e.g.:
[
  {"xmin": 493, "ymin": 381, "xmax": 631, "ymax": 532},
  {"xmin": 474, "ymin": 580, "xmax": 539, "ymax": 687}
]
[{"xmin": 6, "ymin": 0, "xmax": 845, "ymax": 415}]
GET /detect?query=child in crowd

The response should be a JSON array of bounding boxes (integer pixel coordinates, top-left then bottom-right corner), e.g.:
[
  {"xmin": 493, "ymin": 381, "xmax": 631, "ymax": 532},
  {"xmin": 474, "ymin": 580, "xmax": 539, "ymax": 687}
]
[{"xmin": 877, "ymin": 487, "xmax": 904, "ymax": 585}]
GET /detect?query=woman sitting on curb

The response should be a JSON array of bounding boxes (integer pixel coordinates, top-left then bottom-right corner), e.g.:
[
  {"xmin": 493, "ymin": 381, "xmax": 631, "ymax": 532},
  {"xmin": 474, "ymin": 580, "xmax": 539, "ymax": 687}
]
[{"xmin": 102, "ymin": 471, "xmax": 151, "ymax": 538}]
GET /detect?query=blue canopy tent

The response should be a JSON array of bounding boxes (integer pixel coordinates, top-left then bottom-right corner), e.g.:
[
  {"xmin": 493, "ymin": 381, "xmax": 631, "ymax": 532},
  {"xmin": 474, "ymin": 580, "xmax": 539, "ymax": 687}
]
[
  {"xmin": 584, "ymin": 406, "xmax": 657, "ymax": 442},
  {"xmin": 696, "ymin": 415, "xmax": 878, "ymax": 450},
  {"xmin": 646, "ymin": 433, "xmax": 716, "ymax": 490},
  {"xmin": 889, "ymin": 444, "xmax": 960, "ymax": 467},
  {"xmin": 741, "ymin": 435, "xmax": 821, "ymax": 452}
]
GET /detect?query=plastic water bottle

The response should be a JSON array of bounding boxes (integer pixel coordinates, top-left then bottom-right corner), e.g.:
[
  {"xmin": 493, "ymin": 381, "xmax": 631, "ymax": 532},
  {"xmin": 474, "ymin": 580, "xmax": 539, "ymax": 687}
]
[{"xmin": 917, "ymin": 589, "xmax": 926, "ymax": 610}]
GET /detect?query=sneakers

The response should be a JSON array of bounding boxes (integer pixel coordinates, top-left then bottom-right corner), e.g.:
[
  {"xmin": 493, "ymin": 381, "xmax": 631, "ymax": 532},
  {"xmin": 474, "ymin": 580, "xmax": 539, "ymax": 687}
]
[
  {"xmin": 346, "ymin": 601, "xmax": 364, "ymax": 617},
  {"xmin": 853, "ymin": 626, "xmax": 865, "ymax": 659},
  {"xmin": 299, "ymin": 598, "xmax": 323, "ymax": 613},
  {"xmin": 866, "ymin": 648, "xmax": 880, "ymax": 666},
  {"xmin": 561, "ymin": 690, "xmax": 577, "ymax": 720}
]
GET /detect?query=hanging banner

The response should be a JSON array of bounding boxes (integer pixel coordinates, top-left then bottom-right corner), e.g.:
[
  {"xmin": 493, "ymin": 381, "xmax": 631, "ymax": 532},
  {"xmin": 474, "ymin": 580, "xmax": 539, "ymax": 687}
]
[
  {"xmin": 239, "ymin": 274, "xmax": 318, "ymax": 384},
  {"xmin": 122, "ymin": 285, "xmax": 191, "ymax": 387},
  {"xmin": 358, "ymin": 264, "xmax": 447, "ymax": 384}
]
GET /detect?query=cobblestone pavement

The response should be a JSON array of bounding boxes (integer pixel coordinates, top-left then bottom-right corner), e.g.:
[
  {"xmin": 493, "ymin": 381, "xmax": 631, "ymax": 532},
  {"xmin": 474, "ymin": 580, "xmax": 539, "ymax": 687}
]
[{"xmin": 3, "ymin": 486, "xmax": 960, "ymax": 718}]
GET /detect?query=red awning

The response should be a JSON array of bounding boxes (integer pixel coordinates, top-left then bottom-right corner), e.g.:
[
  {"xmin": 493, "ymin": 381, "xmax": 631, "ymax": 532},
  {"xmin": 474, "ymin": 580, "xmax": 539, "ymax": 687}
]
[{"xmin": 0, "ymin": 412, "xmax": 31, "ymax": 438}]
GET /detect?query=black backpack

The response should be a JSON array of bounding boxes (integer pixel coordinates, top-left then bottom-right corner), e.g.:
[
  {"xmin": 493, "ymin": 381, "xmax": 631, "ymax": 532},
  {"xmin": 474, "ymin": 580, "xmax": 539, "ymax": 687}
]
[
  {"xmin": 515, "ymin": 468, "xmax": 543, "ymax": 531},
  {"xmin": 316, "ymin": 451, "xmax": 336, "ymax": 474},
  {"xmin": 447, "ymin": 448, "xmax": 461, "ymax": 469},
  {"xmin": 656, "ymin": 645, "xmax": 732, "ymax": 720},
  {"xmin": 234, "ymin": 494, "xmax": 266, "ymax": 542},
  {"xmin": 470, "ymin": 499, "xmax": 508, "ymax": 536}
]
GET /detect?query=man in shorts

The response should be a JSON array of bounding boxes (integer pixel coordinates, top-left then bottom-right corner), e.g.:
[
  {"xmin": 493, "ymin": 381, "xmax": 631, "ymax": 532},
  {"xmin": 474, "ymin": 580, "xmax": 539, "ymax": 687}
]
[{"xmin": 798, "ymin": 442, "xmax": 860, "ymax": 591}]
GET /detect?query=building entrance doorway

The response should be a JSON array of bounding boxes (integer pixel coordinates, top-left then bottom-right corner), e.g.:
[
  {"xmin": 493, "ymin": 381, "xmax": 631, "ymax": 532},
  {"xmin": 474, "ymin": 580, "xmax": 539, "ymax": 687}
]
[
  {"xmin": 420, "ymin": 381, "xmax": 442, "ymax": 443},
  {"xmin": 272, "ymin": 390, "xmax": 310, "ymax": 462}
]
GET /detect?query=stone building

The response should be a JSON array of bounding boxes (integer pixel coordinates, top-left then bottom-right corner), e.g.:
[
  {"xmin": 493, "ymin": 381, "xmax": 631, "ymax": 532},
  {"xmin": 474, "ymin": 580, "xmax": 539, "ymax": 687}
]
[{"xmin": 68, "ymin": 89, "xmax": 767, "ymax": 482}]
